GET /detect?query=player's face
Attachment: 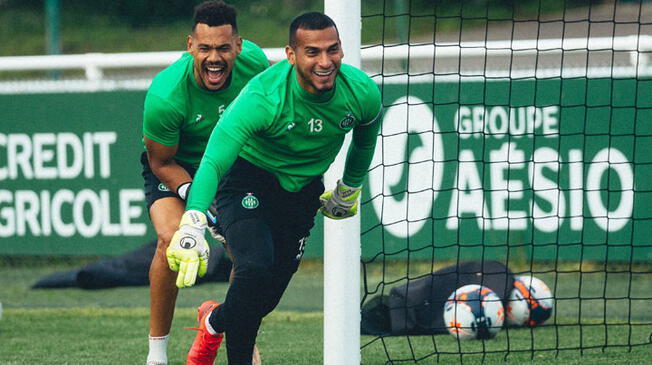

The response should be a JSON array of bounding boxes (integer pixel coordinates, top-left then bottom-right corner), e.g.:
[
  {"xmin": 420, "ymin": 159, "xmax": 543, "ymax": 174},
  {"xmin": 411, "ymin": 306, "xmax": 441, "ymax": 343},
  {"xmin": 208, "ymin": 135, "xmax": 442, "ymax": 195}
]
[
  {"xmin": 187, "ymin": 23, "xmax": 242, "ymax": 91},
  {"xmin": 286, "ymin": 26, "xmax": 343, "ymax": 95}
]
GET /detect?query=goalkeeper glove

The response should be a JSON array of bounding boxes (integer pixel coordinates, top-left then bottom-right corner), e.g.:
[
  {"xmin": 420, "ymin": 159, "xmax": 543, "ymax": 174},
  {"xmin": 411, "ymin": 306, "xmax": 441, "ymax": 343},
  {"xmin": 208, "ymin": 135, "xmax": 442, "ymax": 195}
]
[
  {"xmin": 166, "ymin": 210, "xmax": 210, "ymax": 288},
  {"xmin": 319, "ymin": 180, "xmax": 361, "ymax": 220},
  {"xmin": 176, "ymin": 183, "xmax": 226, "ymax": 244}
]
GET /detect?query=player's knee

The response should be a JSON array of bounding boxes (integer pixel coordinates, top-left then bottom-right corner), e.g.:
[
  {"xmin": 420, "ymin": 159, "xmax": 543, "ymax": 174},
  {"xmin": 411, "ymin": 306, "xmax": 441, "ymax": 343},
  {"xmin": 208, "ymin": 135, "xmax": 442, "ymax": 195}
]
[
  {"xmin": 155, "ymin": 229, "xmax": 175, "ymax": 249},
  {"xmin": 234, "ymin": 259, "xmax": 273, "ymax": 282},
  {"xmin": 153, "ymin": 229, "xmax": 175, "ymax": 261},
  {"xmin": 154, "ymin": 240, "xmax": 168, "ymax": 255},
  {"xmin": 258, "ymin": 296, "xmax": 282, "ymax": 317}
]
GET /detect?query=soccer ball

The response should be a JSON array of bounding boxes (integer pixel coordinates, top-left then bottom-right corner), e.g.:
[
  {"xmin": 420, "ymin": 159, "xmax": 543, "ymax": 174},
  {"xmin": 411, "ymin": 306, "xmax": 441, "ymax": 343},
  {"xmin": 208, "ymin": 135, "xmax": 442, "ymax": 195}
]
[
  {"xmin": 443, "ymin": 284, "xmax": 505, "ymax": 340},
  {"xmin": 506, "ymin": 275, "xmax": 554, "ymax": 327}
]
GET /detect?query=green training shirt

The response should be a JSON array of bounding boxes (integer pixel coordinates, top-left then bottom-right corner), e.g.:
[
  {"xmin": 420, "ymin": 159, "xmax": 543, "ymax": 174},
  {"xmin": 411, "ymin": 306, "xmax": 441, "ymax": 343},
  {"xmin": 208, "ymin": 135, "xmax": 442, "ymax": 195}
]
[
  {"xmin": 142, "ymin": 40, "xmax": 268, "ymax": 168},
  {"xmin": 187, "ymin": 59, "xmax": 382, "ymax": 211}
]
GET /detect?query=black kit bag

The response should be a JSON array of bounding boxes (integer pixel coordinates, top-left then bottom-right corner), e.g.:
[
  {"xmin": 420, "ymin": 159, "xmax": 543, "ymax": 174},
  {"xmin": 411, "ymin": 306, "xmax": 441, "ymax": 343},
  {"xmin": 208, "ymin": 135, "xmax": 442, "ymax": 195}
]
[
  {"xmin": 31, "ymin": 240, "xmax": 232, "ymax": 289},
  {"xmin": 361, "ymin": 260, "xmax": 514, "ymax": 336}
]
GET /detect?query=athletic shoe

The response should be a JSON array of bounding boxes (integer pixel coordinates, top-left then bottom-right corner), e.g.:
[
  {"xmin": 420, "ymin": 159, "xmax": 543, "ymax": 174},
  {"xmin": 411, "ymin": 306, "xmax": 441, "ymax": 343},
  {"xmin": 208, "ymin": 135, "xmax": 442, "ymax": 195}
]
[{"xmin": 187, "ymin": 300, "xmax": 223, "ymax": 365}]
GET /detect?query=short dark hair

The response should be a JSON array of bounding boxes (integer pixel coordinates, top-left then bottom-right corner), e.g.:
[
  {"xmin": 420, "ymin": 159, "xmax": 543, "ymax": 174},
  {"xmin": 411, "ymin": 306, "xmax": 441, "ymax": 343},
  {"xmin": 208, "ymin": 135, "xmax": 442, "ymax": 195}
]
[
  {"xmin": 192, "ymin": 1, "xmax": 238, "ymax": 33},
  {"xmin": 289, "ymin": 12, "xmax": 339, "ymax": 48}
]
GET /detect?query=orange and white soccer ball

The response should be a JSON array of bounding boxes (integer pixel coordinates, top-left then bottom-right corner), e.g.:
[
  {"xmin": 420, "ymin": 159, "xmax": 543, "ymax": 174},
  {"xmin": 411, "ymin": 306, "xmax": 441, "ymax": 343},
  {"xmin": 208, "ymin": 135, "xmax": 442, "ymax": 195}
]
[
  {"xmin": 506, "ymin": 275, "xmax": 554, "ymax": 327},
  {"xmin": 443, "ymin": 284, "xmax": 505, "ymax": 340}
]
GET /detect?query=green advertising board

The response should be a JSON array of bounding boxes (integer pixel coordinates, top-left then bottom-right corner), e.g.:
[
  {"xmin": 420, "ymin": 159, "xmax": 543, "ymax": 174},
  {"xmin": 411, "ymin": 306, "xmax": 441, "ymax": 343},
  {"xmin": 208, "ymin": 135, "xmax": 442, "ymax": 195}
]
[
  {"xmin": 0, "ymin": 91, "xmax": 151, "ymax": 255},
  {"xmin": 361, "ymin": 76, "xmax": 652, "ymax": 262},
  {"xmin": 0, "ymin": 90, "xmax": 325, "ymax": 257},
  {"xmin": 1, "ymin": 76, "xmax": 650, "ymax": 261}
]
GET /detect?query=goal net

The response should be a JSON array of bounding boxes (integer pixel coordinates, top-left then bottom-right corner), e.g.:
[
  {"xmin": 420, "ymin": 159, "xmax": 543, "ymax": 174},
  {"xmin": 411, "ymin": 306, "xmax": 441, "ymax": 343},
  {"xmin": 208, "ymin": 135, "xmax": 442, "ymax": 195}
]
[{"xmin": 359, "ymin": 0, "xmax": 652, "ymax": 362}]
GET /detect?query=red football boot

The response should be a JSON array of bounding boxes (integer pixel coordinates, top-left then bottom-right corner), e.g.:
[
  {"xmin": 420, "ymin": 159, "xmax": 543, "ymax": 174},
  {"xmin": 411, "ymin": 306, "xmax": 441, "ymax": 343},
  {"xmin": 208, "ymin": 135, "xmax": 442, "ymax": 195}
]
[{"xmin": 187, "ymin": 300, "xmax": 224, "ymax": 365}]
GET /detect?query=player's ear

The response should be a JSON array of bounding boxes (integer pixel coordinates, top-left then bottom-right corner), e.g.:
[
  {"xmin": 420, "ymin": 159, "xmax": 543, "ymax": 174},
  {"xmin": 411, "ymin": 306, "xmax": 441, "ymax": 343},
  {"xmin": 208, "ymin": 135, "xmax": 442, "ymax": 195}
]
[
  {"xmin": 285, "ymin": 45, "xmax": 296, "ymax": 65},
  {"xmin": 186, "ymin": 35, "xmax": 193, "ymax": 52},
  {"xmin": 235, "ymin": 36, "xmax": 243, "ymax": 55}
]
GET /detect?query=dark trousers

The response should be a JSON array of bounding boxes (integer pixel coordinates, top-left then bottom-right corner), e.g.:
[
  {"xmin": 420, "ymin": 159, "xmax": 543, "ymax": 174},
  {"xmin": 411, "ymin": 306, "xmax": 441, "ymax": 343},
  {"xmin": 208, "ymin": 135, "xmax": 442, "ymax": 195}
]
[{"xmin": 208, "ymin": 158, "xmax": 323, "ymax": 364}]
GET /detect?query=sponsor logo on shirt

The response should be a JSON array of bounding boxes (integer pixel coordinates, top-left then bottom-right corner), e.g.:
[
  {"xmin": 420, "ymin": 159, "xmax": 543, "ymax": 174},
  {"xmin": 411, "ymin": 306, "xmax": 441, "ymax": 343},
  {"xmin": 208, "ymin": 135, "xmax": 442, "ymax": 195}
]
[
  {"xmin": 241, "ymin": 193, "xmax": 259, "ymax": 209},
  {"xmin": 158, "ymin": 183, "xmax": 170, "ymax": 192},
  {"xmin": 339, "ymin": 112, "xmax": 356, "ymax": 129},
  {"xmin": 195, "ymin": 114, "xmax": 204, "ymax": 123}
]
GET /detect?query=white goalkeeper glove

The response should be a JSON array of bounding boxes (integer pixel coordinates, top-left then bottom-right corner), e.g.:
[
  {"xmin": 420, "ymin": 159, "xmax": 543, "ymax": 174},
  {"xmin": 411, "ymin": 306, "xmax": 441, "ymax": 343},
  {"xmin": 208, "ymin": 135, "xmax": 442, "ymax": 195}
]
[
  {"xmin": 319, "ymin": 180, "xmax": 361, "ymax": 220},
  {"xmin": 177, "ymin": 183, "xmax": 226, "ymax": 244},
  {"xmin": 166, "ymin": 210, "xmax": 210, "ymax": 288}
]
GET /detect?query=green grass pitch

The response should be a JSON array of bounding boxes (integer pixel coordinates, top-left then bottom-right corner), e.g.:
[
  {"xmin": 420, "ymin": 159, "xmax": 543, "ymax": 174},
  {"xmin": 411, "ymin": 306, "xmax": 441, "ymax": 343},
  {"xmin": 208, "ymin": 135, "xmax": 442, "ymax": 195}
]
[{"xmin": 1, "ymin": 260, "xmax": 650, "ymax": 364}]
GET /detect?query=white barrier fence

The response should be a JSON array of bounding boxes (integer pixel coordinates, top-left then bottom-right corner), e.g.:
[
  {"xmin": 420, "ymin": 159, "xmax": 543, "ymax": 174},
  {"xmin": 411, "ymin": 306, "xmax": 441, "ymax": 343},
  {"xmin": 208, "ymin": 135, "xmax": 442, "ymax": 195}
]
[{"xmin": 0, "ymin": 35, "xmax": 650, "ymax": 93}]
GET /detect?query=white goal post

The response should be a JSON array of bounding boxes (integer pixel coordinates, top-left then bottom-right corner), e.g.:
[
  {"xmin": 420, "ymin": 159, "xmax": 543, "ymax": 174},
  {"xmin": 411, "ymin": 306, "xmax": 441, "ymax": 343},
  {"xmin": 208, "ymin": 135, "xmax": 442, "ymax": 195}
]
[{"xmin": 323, "ymin": 2, "xmax": 362, "ymax": 365}]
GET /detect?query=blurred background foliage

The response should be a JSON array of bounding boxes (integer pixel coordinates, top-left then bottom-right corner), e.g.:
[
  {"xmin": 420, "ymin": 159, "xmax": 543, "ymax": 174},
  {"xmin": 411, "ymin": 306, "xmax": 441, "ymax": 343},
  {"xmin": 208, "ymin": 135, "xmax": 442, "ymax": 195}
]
[{"xmin": 0, "ymin": 0, "xmax": 595, "ymax": 56}]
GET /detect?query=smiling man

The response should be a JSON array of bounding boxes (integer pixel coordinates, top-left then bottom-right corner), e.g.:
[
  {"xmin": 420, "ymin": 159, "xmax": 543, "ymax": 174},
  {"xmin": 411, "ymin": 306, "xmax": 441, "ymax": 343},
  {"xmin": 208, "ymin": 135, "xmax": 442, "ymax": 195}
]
[
  {"xmin": 164, "ymin": 12, "xmax": 383, "ymax": 365},
  {"xmin": 140, "ymin": 2, "xmax": 268, "ymax": 365}
]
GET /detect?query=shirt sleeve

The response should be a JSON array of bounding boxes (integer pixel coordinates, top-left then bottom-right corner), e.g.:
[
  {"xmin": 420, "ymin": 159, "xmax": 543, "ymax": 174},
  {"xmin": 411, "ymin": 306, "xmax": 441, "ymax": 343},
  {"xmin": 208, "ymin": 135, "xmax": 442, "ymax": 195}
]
[
  {"xmin": 186, "ymin": 130, "xmax": 241, "ymax": 211},
  {"xmin": 358, "ymin": 78, "xmax": 383, "ymax": 126},
  {"xmin": 142, "ymin": 93, "xmax": 183, "ymax": 146},
  {"xmin": 185, "ymin": 84, "xmax": 273, "ymax": 211},
  {"xmin": 342, "ymin": 80, "xmax": 383, "ymax": 187}
]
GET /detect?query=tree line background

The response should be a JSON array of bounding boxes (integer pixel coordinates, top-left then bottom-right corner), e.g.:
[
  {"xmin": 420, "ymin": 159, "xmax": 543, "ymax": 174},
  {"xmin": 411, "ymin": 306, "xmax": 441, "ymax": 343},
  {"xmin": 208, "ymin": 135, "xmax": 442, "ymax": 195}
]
[{"xmin": 1, "ymin": 0, "xmax": 598, "ymax": 56}]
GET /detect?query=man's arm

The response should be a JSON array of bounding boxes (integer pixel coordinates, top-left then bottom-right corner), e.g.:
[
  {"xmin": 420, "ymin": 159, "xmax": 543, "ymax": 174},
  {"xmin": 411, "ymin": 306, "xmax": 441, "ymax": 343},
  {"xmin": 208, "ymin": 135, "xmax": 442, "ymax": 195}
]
[
  {"xmin": 184, "ymin": 129, "xmax": 243, "ymax": 211},
  {"xmin": 320, "ymin": 80, "xmax": 382, "ymax": 220},
  {"xmin": 342, "ymin": 117, "xmax": 382, "ymax": 187},
  {"xmin": 342, "ymin": 79, "xmax": 383, "ymax": 186},
  {"xmin": 186, "ymin": 86, "xmax": 272, "ymax": 212},
  {"xmin": 319, "ymin": 120, "xmax": 382, "ymax": 220},
  {"xmin": 144, "ymin": 136, "xmax": 193, "ymax": 199},
  {"xmin": 168, "ymin": 84, "xmax": 272, "ymax": 287}
]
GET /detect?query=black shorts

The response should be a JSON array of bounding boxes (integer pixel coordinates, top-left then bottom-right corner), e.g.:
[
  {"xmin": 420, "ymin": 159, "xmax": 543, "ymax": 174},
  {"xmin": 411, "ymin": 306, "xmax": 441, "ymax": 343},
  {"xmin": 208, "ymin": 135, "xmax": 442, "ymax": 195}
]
[
  {"xmin": 140, "ymin": 151, "xmax": 197, "ymax": 210},
  {"xmin": 214, "ymin": 157, "xmax": 324, "ymax": 266}
]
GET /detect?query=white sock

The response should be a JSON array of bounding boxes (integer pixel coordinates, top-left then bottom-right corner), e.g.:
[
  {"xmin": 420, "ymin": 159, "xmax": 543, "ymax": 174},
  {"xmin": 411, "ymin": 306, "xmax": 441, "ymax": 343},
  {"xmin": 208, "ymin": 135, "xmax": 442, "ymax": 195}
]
[
  {"xmin": 146, "ymin": 334, "xmax": 169, "ymax": 365},
  {"xmin": 204, "ymin": 313, "xmax": 219, "ymax": 335}
]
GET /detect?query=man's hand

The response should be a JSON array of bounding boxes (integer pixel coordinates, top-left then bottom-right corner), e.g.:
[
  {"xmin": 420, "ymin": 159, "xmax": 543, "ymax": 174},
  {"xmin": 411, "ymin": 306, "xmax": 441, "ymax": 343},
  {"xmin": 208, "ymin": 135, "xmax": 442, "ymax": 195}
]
[
  {"xmin": 319, "ymin": 180, "xmax": 361, "ymax": 220},
  {"xmin": 166, "ymin": 210, "xmax": 210, "ymax": 288}
]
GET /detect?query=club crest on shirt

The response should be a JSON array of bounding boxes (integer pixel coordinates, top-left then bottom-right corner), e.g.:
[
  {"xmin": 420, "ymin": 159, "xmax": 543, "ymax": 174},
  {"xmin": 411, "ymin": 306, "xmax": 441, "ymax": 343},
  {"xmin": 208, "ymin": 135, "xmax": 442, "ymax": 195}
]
[
  {"xmin": 339, "ymin": 112, "xmax": 356, "ymax": 129},
  {"xmin": 241, "ymin": 193, "xmax": 259, "ymax": 209}
]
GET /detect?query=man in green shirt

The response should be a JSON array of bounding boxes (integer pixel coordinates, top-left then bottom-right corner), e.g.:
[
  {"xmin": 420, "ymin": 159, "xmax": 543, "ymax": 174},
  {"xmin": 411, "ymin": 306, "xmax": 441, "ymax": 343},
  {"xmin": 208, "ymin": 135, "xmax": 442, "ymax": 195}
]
[
  {"xmin": 166, "ymin": 12, "xmax": 382, "ymax": 365},
  {"xmin": 141, "ymin": 2, "xmax": 267, "ymax": 364}
]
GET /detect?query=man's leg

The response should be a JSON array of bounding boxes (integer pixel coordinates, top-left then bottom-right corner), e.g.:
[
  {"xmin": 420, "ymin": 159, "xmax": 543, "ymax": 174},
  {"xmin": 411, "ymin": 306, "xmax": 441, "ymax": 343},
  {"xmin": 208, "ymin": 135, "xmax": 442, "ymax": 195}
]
[
  {"xmin": 208, "ymin": 223, "xmax": 307, "ymax": 364},
  {"xmin": 207, "ymin": 218, "xmax": 275, "ymax": 365},
  {"xmin": 147, "ymin": 197, "xmax": 185, "ymax": 365},
  {"xmin": 223, "ymin": 243, "xmax": 263, "ymax": 365},
  {"xmin": 197, "ymin": 158, "xmax": 319, "ymax": 364}
]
